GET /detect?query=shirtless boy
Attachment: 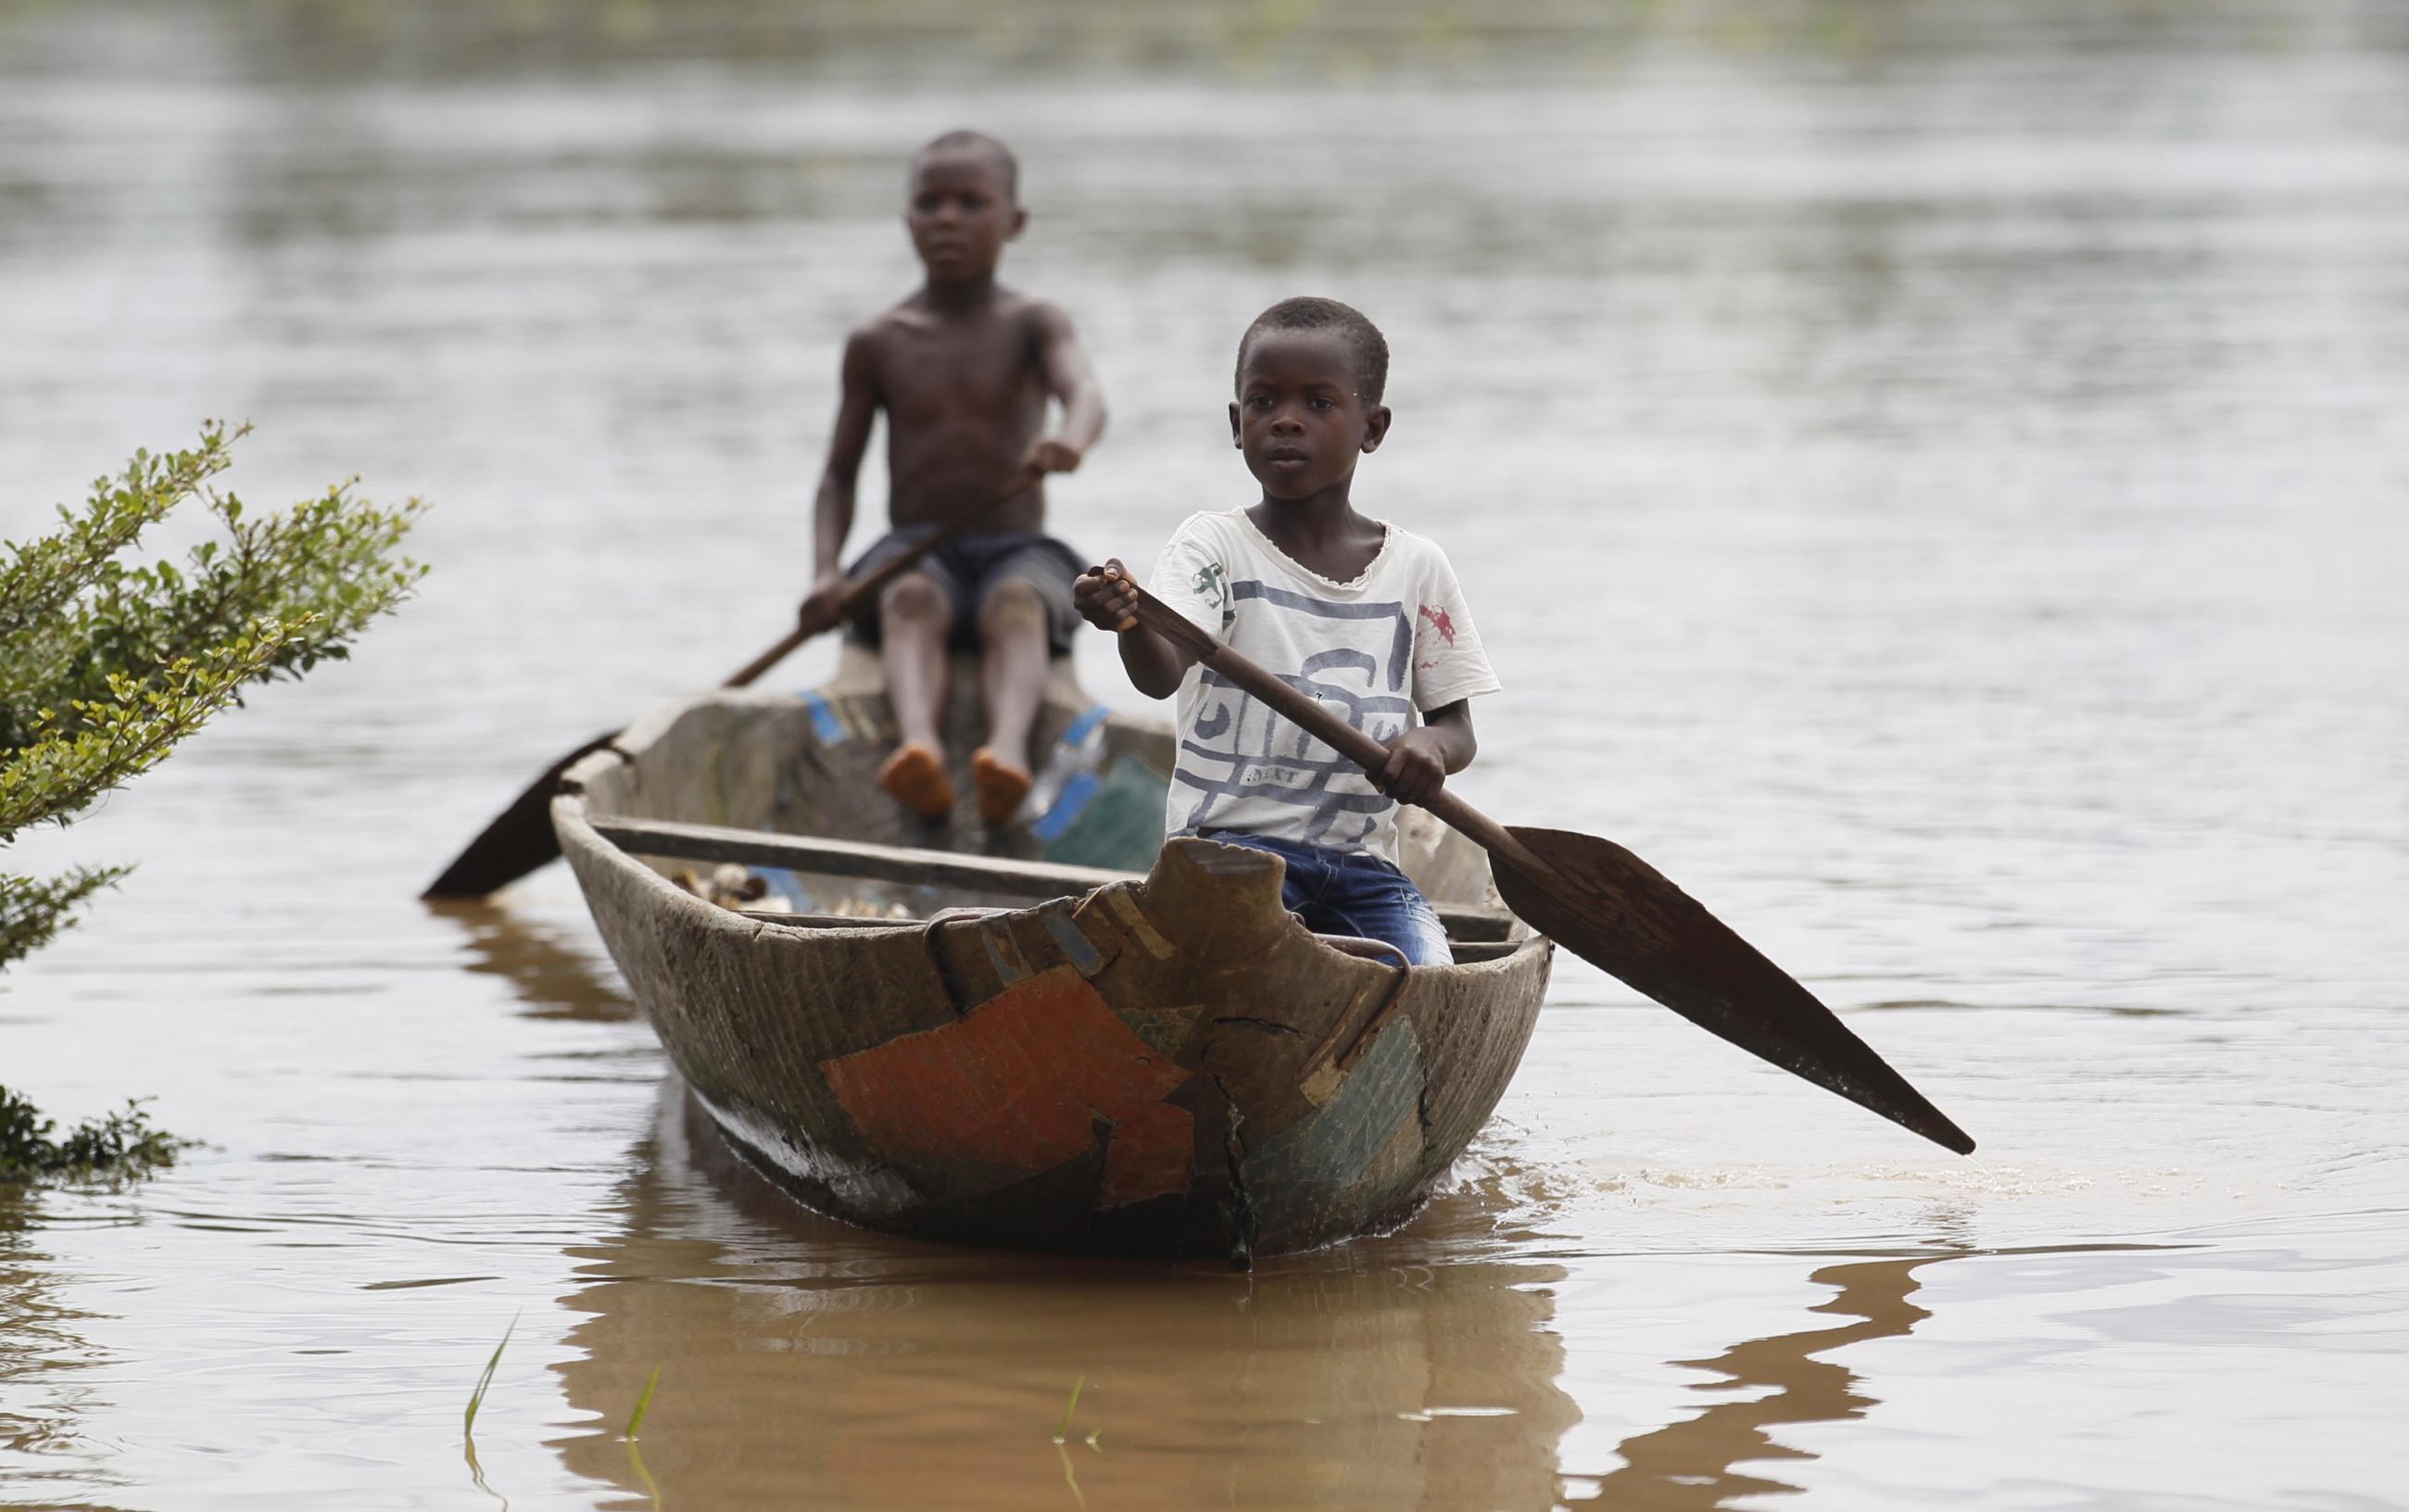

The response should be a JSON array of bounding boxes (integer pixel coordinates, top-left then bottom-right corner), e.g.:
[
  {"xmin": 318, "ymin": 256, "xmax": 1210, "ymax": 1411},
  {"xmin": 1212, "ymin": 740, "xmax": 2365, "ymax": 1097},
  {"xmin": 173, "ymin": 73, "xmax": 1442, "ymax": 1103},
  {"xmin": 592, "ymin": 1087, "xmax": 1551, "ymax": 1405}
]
[
  {"xmin": 797, "ymin": 129, "xmax": 1107, "ymax": 825},
  {"xmin": 1073, "ymin": 297, "xmax": 1497, "ymax": 965}
]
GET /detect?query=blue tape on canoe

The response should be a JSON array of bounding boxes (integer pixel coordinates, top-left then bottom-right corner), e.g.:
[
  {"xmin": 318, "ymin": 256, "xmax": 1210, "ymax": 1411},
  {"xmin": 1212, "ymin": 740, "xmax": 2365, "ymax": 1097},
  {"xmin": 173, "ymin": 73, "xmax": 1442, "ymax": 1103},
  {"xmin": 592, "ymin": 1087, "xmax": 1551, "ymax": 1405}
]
[
  {"xmin": 1029, "ymin": 770, "xmax": 1100, "ymax": 843},
  {"xmin": 1060, "ymin": 702, "xmax": 1112, "ymax": 749},
  {"xmin": 1042, "ymin": 913, "xmax": 1105, "ymax": 976},
  {"xmin": 757, "ymin": 867, "xmax": 816, "ymax": 912},
  {"xmin": 801, "ymin": 691, "xmax": 847, "ymax": 746}
]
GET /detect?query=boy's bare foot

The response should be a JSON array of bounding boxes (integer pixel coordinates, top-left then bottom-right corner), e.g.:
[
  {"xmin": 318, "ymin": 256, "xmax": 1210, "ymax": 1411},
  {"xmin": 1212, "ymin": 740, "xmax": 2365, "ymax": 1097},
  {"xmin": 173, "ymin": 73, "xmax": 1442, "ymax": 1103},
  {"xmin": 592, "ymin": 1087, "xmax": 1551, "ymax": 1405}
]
[
  {"xmin": 970, "ymin": 747, "xmax": 1033, "ymax": 825},
  {"xmin": 877, "ymin": 741, "xmax": 955, "ymax": 820}
]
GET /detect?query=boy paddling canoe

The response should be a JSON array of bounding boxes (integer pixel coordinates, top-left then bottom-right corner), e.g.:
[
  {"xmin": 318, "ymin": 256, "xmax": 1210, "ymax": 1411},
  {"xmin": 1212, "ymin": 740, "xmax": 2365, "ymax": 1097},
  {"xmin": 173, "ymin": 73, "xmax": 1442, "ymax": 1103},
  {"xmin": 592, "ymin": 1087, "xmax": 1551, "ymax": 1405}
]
[
  {"xmin": 797, "ymin": 129, "xmax": 1107, "ymax": 826},
  {"xmin": 1076, "ymin": 297, "xmax": 1498, "ymax": 965}
]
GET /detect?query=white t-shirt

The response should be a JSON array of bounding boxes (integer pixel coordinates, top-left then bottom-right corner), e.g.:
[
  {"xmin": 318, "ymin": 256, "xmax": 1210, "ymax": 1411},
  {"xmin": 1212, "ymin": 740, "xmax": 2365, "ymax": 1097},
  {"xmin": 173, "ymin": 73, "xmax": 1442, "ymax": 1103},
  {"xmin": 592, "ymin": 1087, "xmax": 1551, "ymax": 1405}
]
[{"xmin": 1149, "ymin": 508, "xmax": 1501, "ymax": 863}]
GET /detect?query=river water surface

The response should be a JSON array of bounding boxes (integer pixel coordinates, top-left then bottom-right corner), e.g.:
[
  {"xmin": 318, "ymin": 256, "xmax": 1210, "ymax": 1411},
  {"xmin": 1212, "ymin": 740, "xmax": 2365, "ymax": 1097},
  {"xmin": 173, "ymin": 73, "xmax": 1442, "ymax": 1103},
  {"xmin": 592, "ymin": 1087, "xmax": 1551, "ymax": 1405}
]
[{"xmin": 3, "ymin": 3, "xmax": 2406, "ymax": 1507}]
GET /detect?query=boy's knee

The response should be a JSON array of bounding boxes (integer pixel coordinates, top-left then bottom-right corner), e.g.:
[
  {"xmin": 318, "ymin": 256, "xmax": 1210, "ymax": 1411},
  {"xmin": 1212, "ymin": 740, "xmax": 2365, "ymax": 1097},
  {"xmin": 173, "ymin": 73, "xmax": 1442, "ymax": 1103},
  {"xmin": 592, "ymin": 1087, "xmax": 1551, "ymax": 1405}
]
[
  {"xmin": 979, "ymin": 580, "xmax": 1048, "ymax": 636},
  {"xmin": 880, "ymin": 573, "xmax": 952, "ymax": 626}
]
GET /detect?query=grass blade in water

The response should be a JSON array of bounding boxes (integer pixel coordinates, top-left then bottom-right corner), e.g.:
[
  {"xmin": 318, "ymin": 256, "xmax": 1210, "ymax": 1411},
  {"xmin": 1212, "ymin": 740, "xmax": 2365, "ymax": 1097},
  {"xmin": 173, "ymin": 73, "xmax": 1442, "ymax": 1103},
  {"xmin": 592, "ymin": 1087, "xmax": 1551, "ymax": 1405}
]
[
  {"xmin": 464, "ymin": 1313, "xmax": 518, "ymax": 1439},
  {"xmin": 625, "ymin": 1364, "xmax": 662, "ymax": 1441},
  {"xmin": 1052, "ymin": 1372, "xmax": 1086, "ymax": 1444}
]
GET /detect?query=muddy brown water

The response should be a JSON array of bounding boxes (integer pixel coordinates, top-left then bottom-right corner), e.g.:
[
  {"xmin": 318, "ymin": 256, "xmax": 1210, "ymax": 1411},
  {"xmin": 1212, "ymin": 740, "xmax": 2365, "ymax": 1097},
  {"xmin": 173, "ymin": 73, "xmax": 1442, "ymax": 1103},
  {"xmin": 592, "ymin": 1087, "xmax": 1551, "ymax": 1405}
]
[{"xmin": 4, "ymin": 2, "xmax": 2408, "ymax": 1506}]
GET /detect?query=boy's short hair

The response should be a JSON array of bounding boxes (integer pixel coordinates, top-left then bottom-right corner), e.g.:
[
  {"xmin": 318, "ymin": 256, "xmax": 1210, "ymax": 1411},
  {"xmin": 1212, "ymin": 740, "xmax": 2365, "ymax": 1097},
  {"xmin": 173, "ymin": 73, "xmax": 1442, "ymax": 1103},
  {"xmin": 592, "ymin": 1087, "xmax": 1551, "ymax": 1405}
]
[
  {"xmin": 1235, "ymin": 296, "xmax": 1389, "ymax": 406},
  {"xmin": 913, "ymin": 129, "xmax": 1018, "ymax": 199}
]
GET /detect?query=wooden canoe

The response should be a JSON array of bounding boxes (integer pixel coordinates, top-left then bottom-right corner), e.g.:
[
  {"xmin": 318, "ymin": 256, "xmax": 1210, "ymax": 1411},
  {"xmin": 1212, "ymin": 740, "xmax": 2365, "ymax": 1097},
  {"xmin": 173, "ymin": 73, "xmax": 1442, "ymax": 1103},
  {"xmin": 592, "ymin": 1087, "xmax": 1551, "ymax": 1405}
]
[{"xmin": 553, "ymin": 649, "xmax": 1554, "ymax": 1263}]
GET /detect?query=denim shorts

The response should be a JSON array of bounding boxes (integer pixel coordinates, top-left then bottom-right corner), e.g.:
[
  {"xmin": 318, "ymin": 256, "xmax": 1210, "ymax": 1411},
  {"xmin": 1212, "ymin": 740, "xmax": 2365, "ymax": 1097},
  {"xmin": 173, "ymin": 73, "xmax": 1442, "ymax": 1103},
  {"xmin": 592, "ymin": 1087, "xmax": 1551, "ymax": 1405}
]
[
  {"xmin": 1197, "ymin": 832, "xmax": 1451, "ymax": 967},
  {"xmin": 845, "ymin": 525, "xmax": 1084, "ymax": 657}
]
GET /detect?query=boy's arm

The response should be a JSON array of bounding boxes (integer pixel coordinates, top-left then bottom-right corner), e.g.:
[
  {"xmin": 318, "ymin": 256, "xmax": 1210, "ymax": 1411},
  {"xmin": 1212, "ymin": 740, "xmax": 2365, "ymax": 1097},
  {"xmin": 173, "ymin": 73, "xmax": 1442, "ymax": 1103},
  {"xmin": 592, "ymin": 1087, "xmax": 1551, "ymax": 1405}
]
[
  {"xmin": 1022, "ymin": 301, "xmax": 1106, "ymax": 475},
  {"xmin": 1375, "ymin": 700, "xmax": 1477, "ymax": 807},
  {"xmin": 1073, "ymin": 561, "xmax": 1192, "ymax": 698},
  {"xmin": 798, "ymin": 329, "xmax": 881, "ymax": 632}
]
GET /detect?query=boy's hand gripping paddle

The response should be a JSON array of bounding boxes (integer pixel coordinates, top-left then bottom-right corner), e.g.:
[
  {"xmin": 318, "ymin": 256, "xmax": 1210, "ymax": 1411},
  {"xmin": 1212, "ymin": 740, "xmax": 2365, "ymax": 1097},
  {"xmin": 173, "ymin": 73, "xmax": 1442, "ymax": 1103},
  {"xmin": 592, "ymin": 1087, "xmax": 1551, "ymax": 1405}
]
[
  {"xmin": 1107, "ymin": 572, "xmax": 1975, "ymax": 1155},
  {"xmin": 421, "ymin": 474, "xmax": 1039, "ymax": 900}
]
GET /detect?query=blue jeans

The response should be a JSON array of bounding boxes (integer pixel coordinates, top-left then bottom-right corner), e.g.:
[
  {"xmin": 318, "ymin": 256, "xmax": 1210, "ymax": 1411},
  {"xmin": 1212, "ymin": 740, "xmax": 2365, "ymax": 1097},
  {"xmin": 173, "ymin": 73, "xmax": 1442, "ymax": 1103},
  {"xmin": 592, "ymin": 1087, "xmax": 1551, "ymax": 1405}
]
[{"xmin": 1201, "ymin": 833, "xmax": 1452, "ymax": 966}]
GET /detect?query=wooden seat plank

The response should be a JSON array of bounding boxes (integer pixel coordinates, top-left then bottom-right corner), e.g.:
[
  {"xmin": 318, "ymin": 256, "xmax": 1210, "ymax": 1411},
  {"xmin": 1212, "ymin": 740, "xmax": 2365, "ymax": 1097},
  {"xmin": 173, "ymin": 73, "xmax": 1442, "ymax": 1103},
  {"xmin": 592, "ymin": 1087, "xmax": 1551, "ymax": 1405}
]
[{"xmin": 596, "ymin": 815, "xmax": 1515, "ymax": 941}]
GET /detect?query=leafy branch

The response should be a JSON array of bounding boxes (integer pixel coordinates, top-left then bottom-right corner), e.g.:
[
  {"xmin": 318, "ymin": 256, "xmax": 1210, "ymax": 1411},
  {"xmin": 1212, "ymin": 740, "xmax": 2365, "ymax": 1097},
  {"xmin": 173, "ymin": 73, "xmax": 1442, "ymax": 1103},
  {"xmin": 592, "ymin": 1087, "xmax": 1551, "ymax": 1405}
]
[
  {"xmin": 0, "ymin": 1087, "xmax": 193, "ymax": 1186},
  {"xmin": 0, "ymin": 423, "xmax": 425, "ymax": 968}
]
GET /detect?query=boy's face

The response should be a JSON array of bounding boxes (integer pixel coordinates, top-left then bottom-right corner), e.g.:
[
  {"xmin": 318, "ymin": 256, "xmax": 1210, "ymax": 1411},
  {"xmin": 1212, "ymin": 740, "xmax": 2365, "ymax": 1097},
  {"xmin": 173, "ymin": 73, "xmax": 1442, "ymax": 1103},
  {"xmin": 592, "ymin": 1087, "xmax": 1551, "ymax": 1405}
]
[
  {"xmin": 1230, "ymin": 328, "xmax": 1391, "ymax": 500},
  {"xmin": 905, "ymin": 149, "xmax": 1023, "ymax": 283}
]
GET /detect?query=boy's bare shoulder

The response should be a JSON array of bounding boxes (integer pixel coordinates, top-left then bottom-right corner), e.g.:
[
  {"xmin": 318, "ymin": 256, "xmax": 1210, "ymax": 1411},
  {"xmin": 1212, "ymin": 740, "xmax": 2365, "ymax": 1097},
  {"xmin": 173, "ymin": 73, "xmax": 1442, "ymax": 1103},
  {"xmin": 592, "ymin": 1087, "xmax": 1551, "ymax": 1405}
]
[
  {"xmin": 836, "ymin": 298, "xmax": 929, "ymax": 384},
  {"xmin": 1010, "ymin": 292, "xmax": 1078, "ymax": 335},
  {"xmin": 999, "ymin": 294, "xmax": 1084, "ymax": 368},
  {"xmin": 849, "ymin": 297, "xmax": 924, "ymax": 346}
]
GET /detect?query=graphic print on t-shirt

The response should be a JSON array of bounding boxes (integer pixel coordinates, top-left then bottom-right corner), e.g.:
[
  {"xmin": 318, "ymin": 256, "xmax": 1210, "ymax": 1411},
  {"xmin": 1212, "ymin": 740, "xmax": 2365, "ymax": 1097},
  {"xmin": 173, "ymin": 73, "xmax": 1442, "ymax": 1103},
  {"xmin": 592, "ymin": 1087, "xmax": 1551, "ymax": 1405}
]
[
  {"xmin": 1192, "ymin": 561, "xmax": 1233, "ymax": 629},
  {"xmin": 1178, "ymin": 578, "xmax": 1415, "ymax": 850}
]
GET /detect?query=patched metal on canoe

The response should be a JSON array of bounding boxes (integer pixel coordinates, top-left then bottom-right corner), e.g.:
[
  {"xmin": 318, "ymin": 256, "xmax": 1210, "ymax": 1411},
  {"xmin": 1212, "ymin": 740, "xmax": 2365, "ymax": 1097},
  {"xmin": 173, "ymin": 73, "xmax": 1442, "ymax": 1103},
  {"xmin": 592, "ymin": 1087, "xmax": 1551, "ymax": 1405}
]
[
  {"xmin": 1238, "ymin": 1018, "xmax": 1428, "ymax": 1244},
  {"xmin": 820, "ymin": 965, "xmax": 1194, "ymax": 1209},
  {"xmin": 555, "ymin": 674, "xmax": 1553, "ymax": 1261}
]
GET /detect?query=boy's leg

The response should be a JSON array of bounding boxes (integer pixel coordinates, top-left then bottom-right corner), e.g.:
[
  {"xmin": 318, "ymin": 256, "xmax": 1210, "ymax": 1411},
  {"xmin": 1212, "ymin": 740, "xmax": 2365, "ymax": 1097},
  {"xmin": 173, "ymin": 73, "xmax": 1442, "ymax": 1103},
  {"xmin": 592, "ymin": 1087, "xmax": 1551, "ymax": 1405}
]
[
  {"xmin": 876, "ymin": 571, "xmax": 957, "ymax": 819},
  {"xmin": 967, "ymin": 541, "xmax": 1080, "ymax": 825},
  {"xmin": 1313, "ymin": 857, "xmax": 1452, "ymax": 967},
  {"xmin": 969, "ymin": 580, "xmax": 1048, "ymax": 823},
  {"xmin": 1203, "ymin": 835, "xmax": 1444, "ymax": 964}
]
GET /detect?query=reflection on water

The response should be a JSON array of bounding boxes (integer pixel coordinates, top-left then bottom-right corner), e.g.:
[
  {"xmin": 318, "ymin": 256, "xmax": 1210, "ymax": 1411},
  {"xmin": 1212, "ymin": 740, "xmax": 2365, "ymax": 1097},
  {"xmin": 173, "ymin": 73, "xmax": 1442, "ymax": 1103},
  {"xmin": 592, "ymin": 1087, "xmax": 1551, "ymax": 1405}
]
[
  {"xmin": 0, "ymin": 1198, "xmax": 114, "ymax": 1504},
  {"xmin": 1572, "ymin": 1239, "xmax": 2158, "ymax": 1508},
  {"xmin": 1583, "ymin": 1252, "xmax": 1945, "ymax": 1508},
  {"xmin": 550, "ymin": 1079, "xmax": 2189, "ymax": 1511},
  {"xmin": 552, "ymin": 1080, "xmax": 1582, "ymax": 1510},
  {"xmin": 427, "ymin": 899, "xmax": 635, "ymax": 1025}
]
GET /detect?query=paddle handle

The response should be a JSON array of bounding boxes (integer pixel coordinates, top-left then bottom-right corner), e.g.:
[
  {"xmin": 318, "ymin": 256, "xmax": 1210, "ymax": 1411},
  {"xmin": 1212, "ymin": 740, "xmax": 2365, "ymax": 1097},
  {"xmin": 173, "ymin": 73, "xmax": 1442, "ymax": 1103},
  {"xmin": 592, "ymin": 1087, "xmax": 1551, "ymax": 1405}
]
[
  {"xmin": 722, "ymin": 473, "xmax": 1045, "ymax": 690},
  {"xmin": 722, "ymin": 628, "xmax": 811, "ymax": 688},
  {"xmin": 1113, "ymin": 578, "xmax": 1550, "ymax": 875}
]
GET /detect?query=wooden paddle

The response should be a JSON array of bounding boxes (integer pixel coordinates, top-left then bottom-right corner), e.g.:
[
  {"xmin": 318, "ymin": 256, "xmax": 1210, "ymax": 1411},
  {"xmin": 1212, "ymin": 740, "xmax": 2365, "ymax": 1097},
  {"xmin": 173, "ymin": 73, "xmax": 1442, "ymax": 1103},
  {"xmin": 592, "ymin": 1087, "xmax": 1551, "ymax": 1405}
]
[
  {"xmin": 1107, "ymin": 573, "xmax": 1976, "ymax": 1155},
  {"xmin": 421, "ymin": 477, "xmax": 1039, "ymax": 900}
]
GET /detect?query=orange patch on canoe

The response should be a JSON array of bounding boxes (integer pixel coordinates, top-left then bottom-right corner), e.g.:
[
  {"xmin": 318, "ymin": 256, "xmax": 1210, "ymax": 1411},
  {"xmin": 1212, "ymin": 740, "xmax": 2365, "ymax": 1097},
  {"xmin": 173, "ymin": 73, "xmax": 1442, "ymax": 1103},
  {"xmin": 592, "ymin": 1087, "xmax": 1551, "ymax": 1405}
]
[
  {"xmin": 823, "ymin": 966, "xmax": 1194, "ymax": 1202},
  {"xmin": 1100, "ymin": 1101, "xmax": 1193, "ymax": 1209}
]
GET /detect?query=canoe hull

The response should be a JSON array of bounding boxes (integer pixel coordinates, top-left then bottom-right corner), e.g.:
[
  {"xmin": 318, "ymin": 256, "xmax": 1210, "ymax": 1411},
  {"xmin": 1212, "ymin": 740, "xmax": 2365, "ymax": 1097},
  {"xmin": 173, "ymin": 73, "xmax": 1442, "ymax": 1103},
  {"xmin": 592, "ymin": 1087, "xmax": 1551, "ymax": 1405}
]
[{"xmin": 556, "ymin": 676, "xmax": 1551, "ymax": 1261}]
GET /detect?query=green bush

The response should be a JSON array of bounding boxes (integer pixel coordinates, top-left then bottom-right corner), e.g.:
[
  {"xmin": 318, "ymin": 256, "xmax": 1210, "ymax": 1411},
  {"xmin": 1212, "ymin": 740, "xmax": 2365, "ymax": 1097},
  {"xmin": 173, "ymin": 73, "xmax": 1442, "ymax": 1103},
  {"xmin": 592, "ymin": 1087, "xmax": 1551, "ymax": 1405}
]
[
  {"xmin": 0, "ymin": 422, "xmax": 424, "ymax": 1178},
  {"xmin": 0, "ymin": 1085, "xmax": 192, "ymax": 1184},
  {"xmin": 0, "ymin": 422, "xmax": 424, "ymax": 966}
]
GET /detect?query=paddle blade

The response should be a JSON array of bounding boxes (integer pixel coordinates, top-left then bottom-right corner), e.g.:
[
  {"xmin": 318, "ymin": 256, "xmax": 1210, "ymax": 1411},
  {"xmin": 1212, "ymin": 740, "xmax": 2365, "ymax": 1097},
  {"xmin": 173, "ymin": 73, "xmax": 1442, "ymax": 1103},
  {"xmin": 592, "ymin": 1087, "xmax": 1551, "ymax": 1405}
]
[
  {"xmin": 1492, "ymin": 825, "xmax": 1975, "ymax": 1155},
  {"xmin": 421, "ymin": 733, "xmax": 616, "ymax": 900}
]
